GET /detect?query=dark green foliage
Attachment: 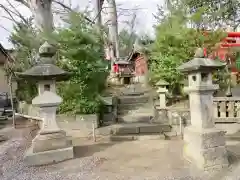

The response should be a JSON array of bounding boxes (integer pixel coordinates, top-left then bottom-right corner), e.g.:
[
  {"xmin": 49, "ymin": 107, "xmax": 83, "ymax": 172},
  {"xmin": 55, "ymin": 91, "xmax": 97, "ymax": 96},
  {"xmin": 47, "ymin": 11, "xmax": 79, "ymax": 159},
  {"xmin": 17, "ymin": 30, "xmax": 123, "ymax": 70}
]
[
  {"xmin": 8, "ymin": 20, "xmax": 41, "ymax": 102},
  {"xmin": 52, "ymin": 12, "xmax": 108, "ymax": 114},
  {"xmin": 184, "ymin": 0, "xmax": 240, "ymax": 30},
  {"xmin": 149, "ymin": 0, "xmax": 227, "ymax": 95},
  {"xmin": 9, "ymin": 13, "xmax": 108, "ymax": 114}
]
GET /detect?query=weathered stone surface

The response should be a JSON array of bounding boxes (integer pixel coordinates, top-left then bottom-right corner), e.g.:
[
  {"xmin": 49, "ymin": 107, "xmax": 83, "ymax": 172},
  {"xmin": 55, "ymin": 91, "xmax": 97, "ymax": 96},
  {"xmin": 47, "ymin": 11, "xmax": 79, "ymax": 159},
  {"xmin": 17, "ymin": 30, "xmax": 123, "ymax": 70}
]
[
  {"xmin": 32, "ymin": 130, "xmax": 70, "ymax": 153},
  {"xmin": 153, "ymin": 108, "xmax": 169, "ymax": 123},
  {"xmin": 184, "ymin": 126, "xmax": 229, "ymax": 170},
  {"xmin": 184, "ymin": 126, "xmax": 226, "ymax": 149},
  {"xmin": 139, "ymin": 124, "xmax": 171, "ymax": 133},
  {"xmin": 24, "ymin": 146, "xmax": 74, "ymax": 166},
  {"xmin": 184, "ymin": 144, "xmax": 228, "ymax": 170},
  {"xmin": 114, "ymin": 126, "xmax": 139, "ymax": 135}
]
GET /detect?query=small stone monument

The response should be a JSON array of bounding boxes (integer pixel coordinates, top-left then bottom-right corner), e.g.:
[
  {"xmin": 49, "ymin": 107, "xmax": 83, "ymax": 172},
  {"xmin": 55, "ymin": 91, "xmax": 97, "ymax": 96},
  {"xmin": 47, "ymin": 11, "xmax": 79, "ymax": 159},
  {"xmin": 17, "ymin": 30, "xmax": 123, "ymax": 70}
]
[
  {"xmin": 156, "ymin": 80, "xmax": 169, "ymax": 108},
  {"xmin": 177, "ymin": 49, "xmax": 229, "ymax": 170},
  {"xmin": 16, "ymin": 42, "xmax": 73, "ymax": 166}
]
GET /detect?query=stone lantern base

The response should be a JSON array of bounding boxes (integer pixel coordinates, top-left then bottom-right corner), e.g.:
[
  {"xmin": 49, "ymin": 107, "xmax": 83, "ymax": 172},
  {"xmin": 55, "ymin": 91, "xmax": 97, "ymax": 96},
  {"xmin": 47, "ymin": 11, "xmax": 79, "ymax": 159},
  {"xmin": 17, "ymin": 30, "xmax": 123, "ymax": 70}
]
[
  {"xmin": 24, "ymin": 130, "xmax": 73, "ymax": 166},
  {"xmin": 32, "ymin": 130, "xmax": 70, "ymax": 153},
  {"xmin": 183, "ymin": 126, "xmax": 229, "ymax": 170},
  {"xmin": 25, "ymin": 146, "xmax": 73, "ymax": 166}
]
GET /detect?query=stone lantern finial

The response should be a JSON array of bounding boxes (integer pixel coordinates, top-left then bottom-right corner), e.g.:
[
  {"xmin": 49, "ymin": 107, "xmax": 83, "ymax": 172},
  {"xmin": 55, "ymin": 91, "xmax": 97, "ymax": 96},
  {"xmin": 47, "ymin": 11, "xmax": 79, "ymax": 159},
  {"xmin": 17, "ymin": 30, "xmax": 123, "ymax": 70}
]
[
  {"xmin": 39, "ymin": 41, "xmax": 56, "ymax": 57},
  {"xmin": 194, "ymin": 47, "xmax": 205, "ymax": 58},
  {"xmin": 38, "ymin": 41, "xmax": 56, "ymax": 64}
]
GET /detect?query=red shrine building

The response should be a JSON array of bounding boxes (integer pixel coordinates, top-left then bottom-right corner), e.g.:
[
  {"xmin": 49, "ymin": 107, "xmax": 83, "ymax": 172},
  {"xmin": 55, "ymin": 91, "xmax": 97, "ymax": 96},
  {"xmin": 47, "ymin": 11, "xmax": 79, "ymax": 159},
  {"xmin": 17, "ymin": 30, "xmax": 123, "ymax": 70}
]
[
  {"xmin": 106, "ymin": 40, "xmax": 148, "ymax": 85},
  {"xmin": 204, "ymin": 32, "xmax": 240, "ymax": 69},
  {"xmin": 204, "ymin": 31, "xmax": 240, "ymax": 84}
]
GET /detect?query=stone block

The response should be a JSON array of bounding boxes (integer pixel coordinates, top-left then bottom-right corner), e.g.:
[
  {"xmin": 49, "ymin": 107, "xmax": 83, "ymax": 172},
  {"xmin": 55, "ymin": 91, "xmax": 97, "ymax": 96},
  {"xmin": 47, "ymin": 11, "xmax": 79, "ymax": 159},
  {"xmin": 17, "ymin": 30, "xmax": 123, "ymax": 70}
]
[
  {"xmin": 113, "ymin": 126, "xmax": 139, "ymax": 135},
  {"xmin": 24, "ymin": 146, "xmax": 74, "ymax": 166},
  {"xmin": 183, "ymin": 126, "xmax": 229, "ymax": 170},
  {"xmin": 153, "ymin": 108, "xmax": 168, "ymax": 123},
  {"xmin": 139, "ymin": 124, "xmax": 171, "ymax": 133},
  {"xmin": 32, "ymin": 130, "xmax": 70, "ymax": 153},
  {"xmin": 118, "ymin": 95, "xmax": 149, "ymax": 104},
  {"xmin": 184, "ymin": 126, "xmax": 226, "ymax": 149},
  {"xmin": 184, "ymin": 144, "xmax": 228, "ymax": 170}
]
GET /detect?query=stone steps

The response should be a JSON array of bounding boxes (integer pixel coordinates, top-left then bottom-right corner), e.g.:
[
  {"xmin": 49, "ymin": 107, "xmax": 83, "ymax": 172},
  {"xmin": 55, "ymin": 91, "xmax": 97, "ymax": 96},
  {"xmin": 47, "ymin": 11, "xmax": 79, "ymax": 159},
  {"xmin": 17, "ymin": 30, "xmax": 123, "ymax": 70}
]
[
  {"xmin": 117, "ymin": 114, "xmax": 153, "ymax": 123},
  {"xmin": 117, "ymin": 102, "xmax": 146, "ymax": 110},
  {"xmin": 117, "ymin": 104, "xmax": 148, "ymax": 115},
  {"xmin": 118, "ymin": 95, "xmax": 149, "ymax": 104},
  {"xmin": 109, "ymin": 134, "xmax": 165, "ymax": 142},
  {"xmin": 110, "ymin": 123, "xmax": 171, "ymax": 135}
]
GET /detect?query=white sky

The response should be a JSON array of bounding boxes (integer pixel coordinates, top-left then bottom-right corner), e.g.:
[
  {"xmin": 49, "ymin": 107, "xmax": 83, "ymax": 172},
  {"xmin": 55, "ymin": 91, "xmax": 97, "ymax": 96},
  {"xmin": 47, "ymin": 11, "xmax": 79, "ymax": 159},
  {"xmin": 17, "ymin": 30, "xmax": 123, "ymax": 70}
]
[{"xmin": 0, "ymin": 0, "xmax": 164, "ymax": 48}]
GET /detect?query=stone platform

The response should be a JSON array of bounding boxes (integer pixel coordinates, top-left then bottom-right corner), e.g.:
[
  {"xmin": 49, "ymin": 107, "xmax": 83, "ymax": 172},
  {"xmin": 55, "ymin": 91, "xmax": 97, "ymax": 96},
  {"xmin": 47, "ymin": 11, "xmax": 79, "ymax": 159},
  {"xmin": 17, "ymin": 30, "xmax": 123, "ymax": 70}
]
[
  {"xmin": 25, "ymin": 128, "xmax": 74, "ymax": 166},
  {"xmin": 183, "ymin": 126, "xmax": 229, "ymax": 170},
  {"xmin": 24, "ymin": 145, "xmax": 74, "ymax": 166},
  {"xmin": 32, "ymin": 130, "xmax": 70, "ymax": 152}
]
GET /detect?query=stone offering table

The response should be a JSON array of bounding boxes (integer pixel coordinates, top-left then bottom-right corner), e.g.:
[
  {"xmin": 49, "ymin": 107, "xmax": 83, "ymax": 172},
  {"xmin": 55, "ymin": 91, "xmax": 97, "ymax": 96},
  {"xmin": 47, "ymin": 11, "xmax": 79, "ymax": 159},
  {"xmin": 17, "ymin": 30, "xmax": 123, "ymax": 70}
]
[{"xmin": 178, "ymin": 53, "xmax": 229, "ymax": 170}]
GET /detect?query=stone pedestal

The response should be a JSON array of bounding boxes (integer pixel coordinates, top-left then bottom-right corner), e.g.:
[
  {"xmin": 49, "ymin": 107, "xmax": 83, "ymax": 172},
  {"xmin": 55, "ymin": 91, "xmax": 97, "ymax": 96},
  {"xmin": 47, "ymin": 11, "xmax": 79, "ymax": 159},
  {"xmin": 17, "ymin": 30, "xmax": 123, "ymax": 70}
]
[
  {"xmin": 184, "ymin": 126, "xmax": 228, "ymax": 170},
  {"xmin": 24, "ymin": 91, "xmax": 73, "ymax": 166},
  {"xmin": 183, "ymin": 85, "xmax": 229, "ymax": 170}
]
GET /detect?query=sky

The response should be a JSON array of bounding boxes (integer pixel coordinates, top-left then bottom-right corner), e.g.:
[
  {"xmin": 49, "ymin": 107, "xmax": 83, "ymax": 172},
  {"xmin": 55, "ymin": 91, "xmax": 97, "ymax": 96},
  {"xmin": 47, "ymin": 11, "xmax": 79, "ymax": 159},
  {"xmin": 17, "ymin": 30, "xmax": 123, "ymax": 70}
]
[{"xmin": 0, "ymin": 0, "xmax": 163, "ymax": 49}]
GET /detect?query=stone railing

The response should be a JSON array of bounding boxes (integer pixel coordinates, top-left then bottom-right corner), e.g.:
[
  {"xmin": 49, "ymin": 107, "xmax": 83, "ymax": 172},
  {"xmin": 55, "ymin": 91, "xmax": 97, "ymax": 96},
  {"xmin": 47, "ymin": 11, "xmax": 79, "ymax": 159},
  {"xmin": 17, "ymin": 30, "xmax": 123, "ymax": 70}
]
[
  {"xmin": 213, "ymin": 97, "xmax": 240, "ymax": 123},
  {"xmin": 18, "ymin": 101, "xmax": 40, "ymax": 117},
  {"xmin": 154, "ymin": 97, "xmax": 240, "ymax": 125}
]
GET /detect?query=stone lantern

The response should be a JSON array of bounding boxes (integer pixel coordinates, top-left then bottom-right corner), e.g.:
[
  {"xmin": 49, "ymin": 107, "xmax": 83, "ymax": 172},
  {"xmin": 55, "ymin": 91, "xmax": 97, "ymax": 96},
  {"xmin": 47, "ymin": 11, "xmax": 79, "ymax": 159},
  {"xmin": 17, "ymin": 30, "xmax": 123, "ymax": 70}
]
[
  {"xmin": 16, "ymin": 41, "xmax": 73, "ymax": 166},
  {"xmin": 177, "ymin": 55, "xmax": 229, "ymax": 170},
  {"xmin": 156, "ymin": 80, "xmax": 169, "ymax": 109}
]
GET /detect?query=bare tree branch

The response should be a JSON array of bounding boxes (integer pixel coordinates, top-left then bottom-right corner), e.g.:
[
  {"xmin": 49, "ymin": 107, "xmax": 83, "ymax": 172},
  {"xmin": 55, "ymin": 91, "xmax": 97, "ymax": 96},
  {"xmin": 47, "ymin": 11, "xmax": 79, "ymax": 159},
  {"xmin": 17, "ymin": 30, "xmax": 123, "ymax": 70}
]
[
  {"xmin": 0, "ymin": 4, "xmax": 19, "ymax": 24},
  {"xmin": 14, "ymin": 0, "xmax": 30, "ymax": 8},
  {"xmin": 6, "ymin": 0, "xmax": 28, "ymax": 24},
  {"xmin": 0, "ymin": 24, "xmax": 11, "ymax": 33},
  {"xmin": 53, "ymin": 0, "xmax": 94, "ymax": 24}
]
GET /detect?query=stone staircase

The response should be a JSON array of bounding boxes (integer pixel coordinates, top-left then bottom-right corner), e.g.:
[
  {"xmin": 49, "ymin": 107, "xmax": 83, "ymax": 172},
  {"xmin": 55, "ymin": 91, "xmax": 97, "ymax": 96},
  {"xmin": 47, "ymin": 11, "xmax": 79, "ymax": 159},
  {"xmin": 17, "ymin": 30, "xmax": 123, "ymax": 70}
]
[
  {"xmin": 107, "ymin": 87, "xmax": 172, "ymax": 140},
  {"xmin": 117, "ymin": 94, "xmax": 151, "ymax": 123}
]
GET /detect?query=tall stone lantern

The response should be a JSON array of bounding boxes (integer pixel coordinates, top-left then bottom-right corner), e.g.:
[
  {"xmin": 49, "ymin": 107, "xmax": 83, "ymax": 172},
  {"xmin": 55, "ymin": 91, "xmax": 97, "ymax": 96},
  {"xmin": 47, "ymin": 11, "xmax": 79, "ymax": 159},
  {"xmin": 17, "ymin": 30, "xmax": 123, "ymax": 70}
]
[
  {"xmin": 177, "ymin": 53, "xmax": 229, "ymax": 170},
  {"xmin": 16, "ymin": 42, "xmax": 74, "ymax": 166}
]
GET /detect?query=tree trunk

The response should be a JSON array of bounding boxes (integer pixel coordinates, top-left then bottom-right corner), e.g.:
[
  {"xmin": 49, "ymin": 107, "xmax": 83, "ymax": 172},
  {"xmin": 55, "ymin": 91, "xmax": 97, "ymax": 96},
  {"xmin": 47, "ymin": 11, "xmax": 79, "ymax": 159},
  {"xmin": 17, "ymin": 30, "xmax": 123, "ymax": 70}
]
[
  {"xmin": 28, "ymin": 0, "xmax": 54, "ymax": 33},
  {"xmin": 106, "ymin": 0, "xmax": 119, "ymax": 60},
  {"xmin": 8, "ymin": 74, "xmax": 15, "ymax": 128}
]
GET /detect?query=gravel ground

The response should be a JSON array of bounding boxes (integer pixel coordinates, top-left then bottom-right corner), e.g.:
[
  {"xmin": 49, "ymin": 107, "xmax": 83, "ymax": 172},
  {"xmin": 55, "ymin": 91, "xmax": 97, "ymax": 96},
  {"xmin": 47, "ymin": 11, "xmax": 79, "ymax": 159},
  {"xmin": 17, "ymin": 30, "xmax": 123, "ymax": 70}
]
[{"xmin": 0, "ymin": 127, "xmax": 240, "ymax": 180}]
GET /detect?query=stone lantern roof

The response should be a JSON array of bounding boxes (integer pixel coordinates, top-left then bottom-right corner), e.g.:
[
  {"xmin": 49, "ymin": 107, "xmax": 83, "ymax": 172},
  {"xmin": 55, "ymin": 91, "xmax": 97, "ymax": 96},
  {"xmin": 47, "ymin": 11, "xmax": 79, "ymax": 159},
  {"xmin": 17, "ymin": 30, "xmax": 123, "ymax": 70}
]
[
  {"xmin": 177, "ymin": 58, "xmax": 226, "ymax": 73},
  {"xmin": 156, "ymin": 79, "xmax": 169, "ymax": 86},
  {"xmin": 16, "ymin": 41, "xmax": 71, "ymax": 81}
]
